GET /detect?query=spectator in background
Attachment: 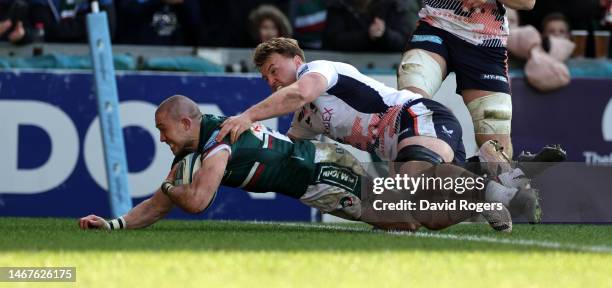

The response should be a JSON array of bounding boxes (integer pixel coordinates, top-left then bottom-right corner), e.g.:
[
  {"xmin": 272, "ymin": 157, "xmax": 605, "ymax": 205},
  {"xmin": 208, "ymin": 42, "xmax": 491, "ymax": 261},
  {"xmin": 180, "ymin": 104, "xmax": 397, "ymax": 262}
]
[
  {"xmin": 248, "ymin": 4, "xmax": 292, "ymax": 45},
  {"xmin": 0, "ymin": 0, "xmax": 32, "ymax": 45},
  {"xmin": 541, "ymin": 13, "xmax": 570, "ymax": 39},
  {"xmin": 323, "ymin": 0, "xmax": 414, "ymax": 52},
  {"xmin": 290, "ymin": 0, "xmax": 327, "ymax": 49},
  {"xmin": 198, "ymin": 0, "xmax": 289, "ymax": 48},
  {"xmin": 507, "ymin": 9, "xmax": 573, "ymax": 92},
  {"xmin": 115, "ymin": 0, "xmax": 203, "ymax": 46},
  {"xmin": 28, "ymin": 0, "xmax": 116, "ymax": 43}
]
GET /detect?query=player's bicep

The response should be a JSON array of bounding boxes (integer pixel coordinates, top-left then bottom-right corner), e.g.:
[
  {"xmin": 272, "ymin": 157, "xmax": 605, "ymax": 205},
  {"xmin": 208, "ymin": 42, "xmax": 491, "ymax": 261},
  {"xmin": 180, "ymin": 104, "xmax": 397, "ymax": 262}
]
[
  {"xmin": 296, "ymin": 73, "xmax": 329, "ymax": 102},
  {"xmin": 189, "ymin": 150, "xmax": 230, "ymax": 206}
]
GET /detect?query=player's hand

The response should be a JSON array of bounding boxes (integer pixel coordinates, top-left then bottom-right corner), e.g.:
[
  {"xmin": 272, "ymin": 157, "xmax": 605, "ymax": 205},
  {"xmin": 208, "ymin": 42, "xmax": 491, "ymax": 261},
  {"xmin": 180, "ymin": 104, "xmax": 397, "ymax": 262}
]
[
  {"xmin": 8, "ymin": 21, "xmax": 25, "ymax": 43},
  {"xmin": 463, "ymin": 0, "xmax": 487, "ymax": 9},
  {"xmin": 78, "ymin": 214, "xmax": 110, "ymax": 230},
  {"xmin": 0, "ymin": 20, "xmax": 12, "ymax": 36},
  {"xmin": 217, "ymin": 114, "xmax": 253, "ymax": 144}
]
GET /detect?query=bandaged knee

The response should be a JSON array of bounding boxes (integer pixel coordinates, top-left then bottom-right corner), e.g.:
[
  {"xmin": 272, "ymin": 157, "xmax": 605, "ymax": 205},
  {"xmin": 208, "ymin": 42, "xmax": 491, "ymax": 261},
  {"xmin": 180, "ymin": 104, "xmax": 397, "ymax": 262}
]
[
  {"xmin": 466, "ymin": 93, "xmax": 512, "ymax": 135},
  {"xmin": 397, "ymin": 49, "xmax": 443, "ymax": 97}
]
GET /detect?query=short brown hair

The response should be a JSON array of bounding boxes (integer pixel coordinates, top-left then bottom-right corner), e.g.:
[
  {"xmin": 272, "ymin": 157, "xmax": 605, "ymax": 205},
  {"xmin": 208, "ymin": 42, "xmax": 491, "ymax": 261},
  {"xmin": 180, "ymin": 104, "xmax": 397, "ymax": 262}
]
[
  {"xmin": 253, "ymin": 37, "xmax": 305, "ymax": 69},
  {"xmin": 248, "ymin": 5, "xmax": 293, "ymax": 42},
  {"xmin": 541, "ymin": 12, "xmax": 570, "ymax": 31}
]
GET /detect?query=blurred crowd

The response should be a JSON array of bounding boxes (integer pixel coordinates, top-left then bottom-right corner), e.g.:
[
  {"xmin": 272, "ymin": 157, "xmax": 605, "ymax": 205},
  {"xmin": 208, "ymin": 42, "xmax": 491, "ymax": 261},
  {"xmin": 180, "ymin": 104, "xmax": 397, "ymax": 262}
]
[{"xmin": 0, "ymin": 0, "xmax": 611, "ymax": 57}]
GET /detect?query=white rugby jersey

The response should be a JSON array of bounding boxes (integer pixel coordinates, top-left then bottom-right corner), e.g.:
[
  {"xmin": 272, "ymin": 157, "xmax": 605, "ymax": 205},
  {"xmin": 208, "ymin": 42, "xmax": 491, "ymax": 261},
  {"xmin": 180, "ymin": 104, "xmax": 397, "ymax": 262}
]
[
  {"xmin": 419, "ymin": 0, "xmax": 509, "ymax": 47},
  {"xmin": 288, "ymin": 60, "xmax": 430, "ymax": 161}
]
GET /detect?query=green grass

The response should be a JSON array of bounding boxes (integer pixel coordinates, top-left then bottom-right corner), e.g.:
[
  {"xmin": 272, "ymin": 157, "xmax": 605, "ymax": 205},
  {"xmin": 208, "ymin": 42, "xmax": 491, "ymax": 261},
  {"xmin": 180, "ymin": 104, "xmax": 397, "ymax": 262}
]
[{"xmin": 0, "ymin": 218, "xmax": 611, "ymax": 288}]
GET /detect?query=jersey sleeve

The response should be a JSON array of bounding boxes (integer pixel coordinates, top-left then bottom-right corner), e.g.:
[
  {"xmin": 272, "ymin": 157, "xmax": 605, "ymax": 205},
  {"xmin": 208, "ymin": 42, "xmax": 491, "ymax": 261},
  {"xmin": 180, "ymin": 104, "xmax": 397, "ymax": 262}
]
[
  {"xmin": 288, "ymin": 112, "xmax": 322, "ymax": 140},
  {"xmin": 201, "ymin": 130, "xmax": 232, "ymax": 160},
  {"xmin": 297, "ymin": 60, "xmax": 339, "ymax": 91}
]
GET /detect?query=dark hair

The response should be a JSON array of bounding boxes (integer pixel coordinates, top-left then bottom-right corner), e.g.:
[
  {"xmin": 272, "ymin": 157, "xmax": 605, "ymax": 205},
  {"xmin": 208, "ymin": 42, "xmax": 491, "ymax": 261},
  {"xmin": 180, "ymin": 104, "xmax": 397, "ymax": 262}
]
[
  {"xmin": 253, "ymin": 37, "xmax": 305, "ymax": 69},
  {"xmin": 541, "ymin": 12, "xmax": 570, "ymax": 31},
  {"xmin": 248, "ymin": 5, "xmax": 293, "ymax": 42}
]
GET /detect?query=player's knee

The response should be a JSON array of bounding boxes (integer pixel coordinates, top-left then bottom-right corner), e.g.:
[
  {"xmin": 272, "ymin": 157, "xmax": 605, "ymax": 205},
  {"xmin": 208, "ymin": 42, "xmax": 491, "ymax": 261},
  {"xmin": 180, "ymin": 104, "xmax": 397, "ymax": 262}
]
[
  {"xmin": 395, "ymin": 145, "xmax": 445, "ymax": 167},
  {"xmin": 467, "ymin": 92, "xmax": 512, "ymax": 135},
  {"xmin": 397, "ymin": 49, "xmax": 443, "ymax": 97}
]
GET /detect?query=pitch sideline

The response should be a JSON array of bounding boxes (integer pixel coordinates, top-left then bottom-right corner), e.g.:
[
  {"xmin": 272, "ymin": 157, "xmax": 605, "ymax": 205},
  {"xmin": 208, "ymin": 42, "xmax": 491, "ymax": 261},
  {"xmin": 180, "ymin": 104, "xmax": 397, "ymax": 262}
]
[{"xmin": 246, "ymin": 221, "xmax": 612, "ymax": 254}]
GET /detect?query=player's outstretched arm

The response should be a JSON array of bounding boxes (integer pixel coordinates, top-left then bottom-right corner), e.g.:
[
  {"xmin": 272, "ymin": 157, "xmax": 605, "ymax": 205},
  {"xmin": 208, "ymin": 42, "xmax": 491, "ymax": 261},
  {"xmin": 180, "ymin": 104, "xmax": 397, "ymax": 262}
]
[
  {"xmin": 498, "ymin": 0, "xmax": 535, "ymax": 10},
  {"xmin": 78, "ymin": 188, "xmax": 174, "ymax": 230},
  {"xmin": 163, "ymin": 150, "xmax": 229, "ymax": 214},
  {"xmin": 216, "ymin": 72, "xmax": 328, "ymax": 143}
]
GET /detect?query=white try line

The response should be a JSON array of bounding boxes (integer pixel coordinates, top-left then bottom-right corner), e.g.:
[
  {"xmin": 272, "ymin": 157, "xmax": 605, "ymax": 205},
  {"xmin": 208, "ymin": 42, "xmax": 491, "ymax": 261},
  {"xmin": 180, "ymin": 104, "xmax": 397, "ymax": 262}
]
[{"xmin": 250, "ymin": 221, "xmax": 612, "ymax": 254}]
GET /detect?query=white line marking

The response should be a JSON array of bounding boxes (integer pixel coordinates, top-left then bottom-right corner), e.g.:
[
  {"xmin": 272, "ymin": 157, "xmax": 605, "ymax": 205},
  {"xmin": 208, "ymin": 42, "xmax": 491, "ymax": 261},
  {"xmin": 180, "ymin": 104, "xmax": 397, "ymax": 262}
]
[{"xmin": 247, "ymin": 222, "xmax": 612, "ymax": 254}]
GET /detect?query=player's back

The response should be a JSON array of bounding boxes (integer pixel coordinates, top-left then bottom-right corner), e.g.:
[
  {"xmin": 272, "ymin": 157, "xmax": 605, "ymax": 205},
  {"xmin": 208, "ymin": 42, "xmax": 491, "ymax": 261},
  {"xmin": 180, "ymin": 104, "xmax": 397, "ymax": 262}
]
[
  {"xmin": 291, "ymin": 60, "xmax": 424, "ymax": 161},
  {"xmin": 419, "ymin": 0, "xmax": 509, "ymax": 47},
  {"xmin": 198, "ymin": 114, "xmax": 317, "ymax": 199}
]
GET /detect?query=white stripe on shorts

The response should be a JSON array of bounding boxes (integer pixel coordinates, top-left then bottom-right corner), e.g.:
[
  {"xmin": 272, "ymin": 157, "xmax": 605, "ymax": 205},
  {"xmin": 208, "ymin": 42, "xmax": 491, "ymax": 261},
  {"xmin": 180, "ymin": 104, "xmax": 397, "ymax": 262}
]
[{"xmin": 409, "ymin": 102, "xmax": 437, "ymax": 138}]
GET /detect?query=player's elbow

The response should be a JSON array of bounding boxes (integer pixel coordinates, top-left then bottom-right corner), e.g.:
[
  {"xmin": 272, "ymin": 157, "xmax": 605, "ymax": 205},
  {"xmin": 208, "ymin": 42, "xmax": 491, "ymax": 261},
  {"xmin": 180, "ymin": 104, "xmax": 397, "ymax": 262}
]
[
  {"xmin": 184, "ymin": 195, "xmax": 212, "ymax": 214},
  {"xmin": 184, "ymin": 202, "xmax": 206, "ymax": 214}
]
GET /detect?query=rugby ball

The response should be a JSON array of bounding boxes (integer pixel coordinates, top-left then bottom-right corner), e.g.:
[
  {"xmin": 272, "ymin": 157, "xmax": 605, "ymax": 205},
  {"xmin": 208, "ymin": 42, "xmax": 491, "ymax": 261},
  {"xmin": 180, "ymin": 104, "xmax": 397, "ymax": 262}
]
[{"xmin": 173, "ymin": 153, "xmax": 202, "ymax": 186}]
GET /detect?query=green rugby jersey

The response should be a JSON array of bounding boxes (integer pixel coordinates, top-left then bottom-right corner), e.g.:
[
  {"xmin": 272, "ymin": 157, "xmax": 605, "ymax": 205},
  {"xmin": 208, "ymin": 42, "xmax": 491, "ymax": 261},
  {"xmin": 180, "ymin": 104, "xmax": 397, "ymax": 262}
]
[{"xmin": 174, "ymin": 114, "xmax": 317, "ymax": 199}]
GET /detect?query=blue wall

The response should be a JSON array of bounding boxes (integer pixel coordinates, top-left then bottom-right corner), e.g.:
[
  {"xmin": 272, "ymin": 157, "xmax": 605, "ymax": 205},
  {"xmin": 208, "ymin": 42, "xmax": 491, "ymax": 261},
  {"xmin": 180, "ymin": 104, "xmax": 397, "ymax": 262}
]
[{"xmin": 0, "ymin": 71, "xmax": 611, "ymax": 219}]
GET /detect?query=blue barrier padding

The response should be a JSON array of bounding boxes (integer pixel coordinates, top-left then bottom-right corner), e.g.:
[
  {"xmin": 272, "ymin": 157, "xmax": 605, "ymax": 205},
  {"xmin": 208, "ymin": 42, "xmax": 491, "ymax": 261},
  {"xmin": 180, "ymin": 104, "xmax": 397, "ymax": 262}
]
[{"xmin": 87, "ymin": 11, "xmax": 133, "ymax": 217}]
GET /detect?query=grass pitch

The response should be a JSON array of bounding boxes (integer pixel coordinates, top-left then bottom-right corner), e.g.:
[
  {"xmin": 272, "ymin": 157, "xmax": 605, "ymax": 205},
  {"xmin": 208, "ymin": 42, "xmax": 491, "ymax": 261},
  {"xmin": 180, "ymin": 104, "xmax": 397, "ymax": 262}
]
[{"xmin": 0, "ymin": 218, "xmax": 611, "ymax": 288}]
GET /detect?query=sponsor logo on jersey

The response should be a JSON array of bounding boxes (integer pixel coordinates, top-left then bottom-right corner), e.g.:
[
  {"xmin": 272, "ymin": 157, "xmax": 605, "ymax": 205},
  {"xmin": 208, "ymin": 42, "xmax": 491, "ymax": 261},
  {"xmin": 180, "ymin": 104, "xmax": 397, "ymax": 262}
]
[
  {"xmin": 322, "ymin": 107, "xmax": 333, "ymax": 134},
  {"xmin": 442, "ymin": 125, "xmax": 454, "ymax": 136},
  {"xmin": 411, "ymin": 34, "xmax": 443, "ymax": 44},
  {"xmin": 297, "ymin": 64, "xmax": 310, "ymax": 78},
  {"xmin": 316, "ymin": 165, "xmax": 359, "ymax": 192},
  {"xmin": 203, "ymin": 130, "xmax": 220, "ymax": 151},
  {"xmin": 481, "ymin": 74, "xmax": 508, "ymax": 83}
]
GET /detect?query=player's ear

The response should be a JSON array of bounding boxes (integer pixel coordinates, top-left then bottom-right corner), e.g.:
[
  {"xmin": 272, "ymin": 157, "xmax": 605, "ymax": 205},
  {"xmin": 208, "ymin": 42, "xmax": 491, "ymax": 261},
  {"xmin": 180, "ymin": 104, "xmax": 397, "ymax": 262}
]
[
  {"xmin": 293, "ymin": 55, "xmax": 302, "ymax": 66},
  {"xmin": 181, "ymin": 117, "xmax": 191, "ymax": 130}
]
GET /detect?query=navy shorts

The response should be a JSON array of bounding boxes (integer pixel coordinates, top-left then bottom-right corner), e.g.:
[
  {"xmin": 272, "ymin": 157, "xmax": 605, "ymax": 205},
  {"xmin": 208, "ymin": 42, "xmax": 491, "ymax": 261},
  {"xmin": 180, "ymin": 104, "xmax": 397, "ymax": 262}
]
[
  {"xmin": 397, "ymin": 98, "xmax": 466, "ymax": 163},
  {"xmin": 407, "ymin": 22, "xmax": 510, "ymax": 94}
]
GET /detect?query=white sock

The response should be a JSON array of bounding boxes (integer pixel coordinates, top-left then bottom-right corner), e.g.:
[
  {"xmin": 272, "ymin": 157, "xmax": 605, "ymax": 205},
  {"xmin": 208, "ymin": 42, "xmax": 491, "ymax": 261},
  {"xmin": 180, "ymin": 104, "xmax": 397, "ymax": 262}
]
[{"xmin": 485, "ymin": 181, "xmax": 518, "ymax": 206}]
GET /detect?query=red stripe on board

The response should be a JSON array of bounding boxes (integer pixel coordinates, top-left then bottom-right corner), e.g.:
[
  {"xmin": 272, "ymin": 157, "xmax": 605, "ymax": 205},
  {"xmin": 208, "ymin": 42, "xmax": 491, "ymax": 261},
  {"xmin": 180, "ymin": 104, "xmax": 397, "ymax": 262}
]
[{"xmin": 295, "ymin": 22, "xmax": 326, "ymax": 33}]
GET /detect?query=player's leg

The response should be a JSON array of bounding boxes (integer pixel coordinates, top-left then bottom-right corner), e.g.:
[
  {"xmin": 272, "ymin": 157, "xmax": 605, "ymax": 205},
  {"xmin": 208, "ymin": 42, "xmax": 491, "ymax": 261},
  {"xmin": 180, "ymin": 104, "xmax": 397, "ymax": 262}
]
[
  {"xmin": 393, "ymin": 142, "xmax": 513, "ymax": 232},
  {"xmin": 448, "ymin": 35, "xmax": 514, "ymax": 157},
  {"xmin": 393, "ymin": 100, "xmax": 513, "ymax": 231},
  {"xmin": 464, "ymin": 89, "xmax": 514, "ymax": 157},
  {"xmin": 302, "ymin": 142, "xmax": 422, "ymax": 231},
  {"xmin": 300, "ymin": 142, "xmax": 366, "ymax": 221},
  {"xmin": 397, "ymin": 22, "xmax": 449, "ymax": 98}
]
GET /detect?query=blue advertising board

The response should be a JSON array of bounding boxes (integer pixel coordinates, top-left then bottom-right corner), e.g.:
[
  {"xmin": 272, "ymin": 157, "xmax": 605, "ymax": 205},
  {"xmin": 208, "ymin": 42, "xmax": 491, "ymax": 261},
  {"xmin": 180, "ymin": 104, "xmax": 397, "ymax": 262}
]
[
  {"xmin": 0, "ymin": 71, "xmax": 308, "ymax": 220},
  {"xmin": 0, "ymin": 71, "xmax": 611, "ymax": 220}
]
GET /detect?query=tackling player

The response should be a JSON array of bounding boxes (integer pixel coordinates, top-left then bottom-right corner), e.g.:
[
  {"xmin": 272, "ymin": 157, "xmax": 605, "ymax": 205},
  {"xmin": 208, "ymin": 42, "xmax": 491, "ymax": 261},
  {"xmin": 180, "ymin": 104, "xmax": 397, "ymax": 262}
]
[
  {"xmin": 215, "ymin": 38, "xmax": 538, "ymax": 222},
  {"xmin": 397, "ymin": 0, "xmax": 535, "ymax": 158},
  {"xmin": 79, "ymin": 95, "xmax": 519, "ymax": 232}
]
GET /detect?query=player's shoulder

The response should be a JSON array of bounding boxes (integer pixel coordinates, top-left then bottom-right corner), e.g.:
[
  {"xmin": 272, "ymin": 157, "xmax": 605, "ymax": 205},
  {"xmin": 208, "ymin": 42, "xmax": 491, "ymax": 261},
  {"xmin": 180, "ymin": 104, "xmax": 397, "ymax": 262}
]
[
  {"xmin": 304, "ymin": 60, "xmax": 358, "ymax": 71},
  {"xmin": 202, "ymin": 113, "xmax": 227, "ymax": 126},
  {"xmin": 298, "ymin": 60, "xmax": 333, "ymax": 78}
]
